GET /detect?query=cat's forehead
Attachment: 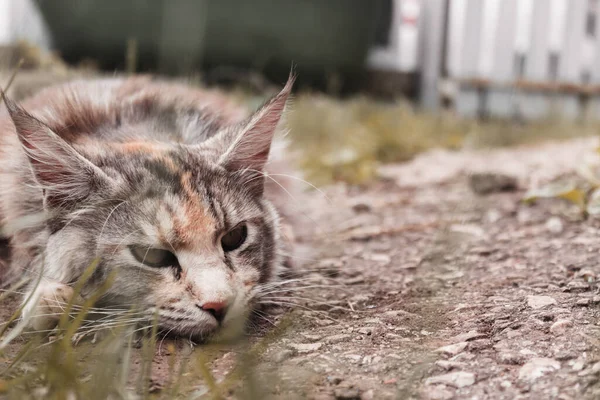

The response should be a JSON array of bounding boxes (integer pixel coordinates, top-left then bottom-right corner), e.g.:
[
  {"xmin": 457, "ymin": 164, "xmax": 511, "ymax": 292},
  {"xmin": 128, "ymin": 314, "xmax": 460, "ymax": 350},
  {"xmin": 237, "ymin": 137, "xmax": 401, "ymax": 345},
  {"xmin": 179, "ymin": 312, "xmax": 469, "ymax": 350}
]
[{"xmin": 97, "ymin": 143, "xmax": 261, "ymax": 248}]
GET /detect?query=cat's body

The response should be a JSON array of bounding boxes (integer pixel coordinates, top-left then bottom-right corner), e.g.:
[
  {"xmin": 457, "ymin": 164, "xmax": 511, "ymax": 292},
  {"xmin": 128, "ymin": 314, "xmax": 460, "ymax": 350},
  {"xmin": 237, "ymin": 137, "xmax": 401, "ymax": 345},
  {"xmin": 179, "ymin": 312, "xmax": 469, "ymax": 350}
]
[{"xmin": 0, "ymin": 75, "xmax": 298, "ymax": 338}]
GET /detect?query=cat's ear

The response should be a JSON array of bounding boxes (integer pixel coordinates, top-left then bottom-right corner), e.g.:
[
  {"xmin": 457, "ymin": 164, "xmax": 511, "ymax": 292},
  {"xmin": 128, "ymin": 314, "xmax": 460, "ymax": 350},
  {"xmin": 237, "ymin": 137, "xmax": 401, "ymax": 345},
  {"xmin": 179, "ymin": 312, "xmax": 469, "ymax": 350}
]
[
  {"xmin": 216, "ymin": 74, "xmax": 294, "ymax": 173},
  {"xmin": 3, "ymin": 94, "xmax": 113, "ymax": 210}
]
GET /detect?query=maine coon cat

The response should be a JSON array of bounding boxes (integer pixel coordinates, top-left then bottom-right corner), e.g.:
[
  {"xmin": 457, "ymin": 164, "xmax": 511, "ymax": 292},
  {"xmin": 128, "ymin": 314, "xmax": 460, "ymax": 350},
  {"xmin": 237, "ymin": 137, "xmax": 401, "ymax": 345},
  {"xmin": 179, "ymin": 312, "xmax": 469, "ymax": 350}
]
[{"xmin": 0, "ymin": 74, "xmax": 298, "ymax": 339}]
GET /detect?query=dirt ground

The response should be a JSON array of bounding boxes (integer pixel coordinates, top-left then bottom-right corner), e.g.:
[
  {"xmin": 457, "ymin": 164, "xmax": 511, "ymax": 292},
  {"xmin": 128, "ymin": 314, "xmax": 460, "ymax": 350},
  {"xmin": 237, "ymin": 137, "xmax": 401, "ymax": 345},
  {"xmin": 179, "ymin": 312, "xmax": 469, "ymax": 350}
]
[
  {"xmin": 189, "ymin": 137, "xmax": 600, "ymax": 400},
  {"xmin": 1, "ymin": 66, "xmax": 600, "ymax": 398},
  {"xmin": 3, "ymin": 137, "xmax": 600, "ymax": 399}
]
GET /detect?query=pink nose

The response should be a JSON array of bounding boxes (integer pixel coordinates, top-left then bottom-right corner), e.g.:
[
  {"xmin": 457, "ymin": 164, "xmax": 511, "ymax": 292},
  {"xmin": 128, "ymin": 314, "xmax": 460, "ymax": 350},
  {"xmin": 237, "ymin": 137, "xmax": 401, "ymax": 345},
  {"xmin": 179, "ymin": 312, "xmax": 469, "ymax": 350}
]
[{"xmin": 201, "ymin": 301, "xmax": 228, "ymax": 323}]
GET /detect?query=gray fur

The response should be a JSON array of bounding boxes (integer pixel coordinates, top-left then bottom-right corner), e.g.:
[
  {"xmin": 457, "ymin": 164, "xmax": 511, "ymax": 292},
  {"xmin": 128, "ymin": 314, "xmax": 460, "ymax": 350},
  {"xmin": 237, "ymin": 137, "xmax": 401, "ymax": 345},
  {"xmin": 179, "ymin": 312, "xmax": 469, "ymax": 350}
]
[{"xmin": 0, "ymin": 75, "xmax": 297, "ymax": 338}]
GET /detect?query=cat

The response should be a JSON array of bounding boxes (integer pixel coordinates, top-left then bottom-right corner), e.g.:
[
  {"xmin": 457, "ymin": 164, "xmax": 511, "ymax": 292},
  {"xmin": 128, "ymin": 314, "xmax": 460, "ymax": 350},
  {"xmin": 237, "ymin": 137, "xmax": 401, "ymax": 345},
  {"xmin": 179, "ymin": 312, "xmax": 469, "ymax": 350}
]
[{"xmin": 0, "ymin": 74, "xmax": 300, "ymax": 339}]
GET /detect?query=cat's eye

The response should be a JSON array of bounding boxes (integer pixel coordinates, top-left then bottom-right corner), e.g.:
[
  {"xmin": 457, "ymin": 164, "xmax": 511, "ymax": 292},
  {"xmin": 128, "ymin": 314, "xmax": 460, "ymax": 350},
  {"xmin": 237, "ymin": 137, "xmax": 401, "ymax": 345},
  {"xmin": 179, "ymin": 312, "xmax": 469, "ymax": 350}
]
[
  {"xmin": 221, "ymin": 224, "xmax": 247, "ymax": 252},
  {"xmin": 129, "ymin": 245, "xmax": 179, "ymax": 268}
]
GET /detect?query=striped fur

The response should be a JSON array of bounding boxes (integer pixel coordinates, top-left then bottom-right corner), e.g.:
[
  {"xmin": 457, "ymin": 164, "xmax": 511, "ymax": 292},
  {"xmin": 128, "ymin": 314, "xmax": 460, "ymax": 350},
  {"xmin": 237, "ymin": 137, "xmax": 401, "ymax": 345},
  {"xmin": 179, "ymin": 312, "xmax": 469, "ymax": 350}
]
[{"xmin": 0, "ymin": 75, "xmax": 298, "ymax": 338}]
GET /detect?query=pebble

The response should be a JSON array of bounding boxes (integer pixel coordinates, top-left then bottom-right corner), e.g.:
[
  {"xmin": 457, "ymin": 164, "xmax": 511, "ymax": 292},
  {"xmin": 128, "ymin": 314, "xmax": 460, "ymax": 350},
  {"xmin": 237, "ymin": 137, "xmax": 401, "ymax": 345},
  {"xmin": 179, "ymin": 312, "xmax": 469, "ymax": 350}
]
[
  {"xmin": 435, "ymin": 342, "xmax": 468, "ymax": 356},
  {"xmin": 326, "ymin": 376, "xmax": 343, "ymax": 385},
  {"xmin": 289, "ymin": 342, "xmax": 323, "ymax": 353},
  {"xmin": 422, "ymin": 385, "xmax": 455, "ymax": 400},
  {"xmin": 451, "ymin": 330, "xmax": 486, "ymax": 342},
  {"xmin": 527, "ymin": 295, "xmax": 557, "ymax": 309},
  {"xmin": 468, "ymin": 172, "xmax": 517, "ymax": 195},
  {"xmin": 357, "ymin": 327, "xmax": 373, "ymax": 335},
  {"xmin": 351, "ymin": 202, "xmax": 372, "ymax": 213},
  {"xmin": 550, "ymin": 319, "xmax": 573, "ymax": 334},
  {"xmin": 500, "ymin": 380, "xmax": 512, "ymax": 389},
  {"xmin": 576, "ymin": 269, "xmax": 596, "ymax": 283},
  {"xmin": 576, "ymin": 298, "xmax": 591, "ymax": 306},
  {"xmin": 334, "ymin": 388, "xmax": 361, "ymax": 400},
  {"xmin": 572, "ymin": 359, "xmax": 586, "ymax": 371},
  {"xmin": 469, "ymin": 339, "xmax": 492, "ymax": 352},
  {"xmin": 435, "ymin": 360, "xmax": 464, "ymax": 371},
  {"xmin": 425, "ymin": 371, "xmax": 476, "ymax": 388},
  {"xmin": 545, "ymin": 217, "xmax": 564, "ymax": 234},
  {"xmin": 518, "ymin": 358, "xmax": 560, "ymax": 382},
  {"xmin": 315, "ymin": 320, "xmax": 336, "ymax": 327},
  {"xmin": 273, "ymin": 349, "xmax": 295, "ymax": 363},
  {"xmin": 554, "ymin": 351, "xmax": 577, "ymax": 361},
  {"xmin": 564, "ymin": 281, "xmax": 590, "ymax": 292},
  {"xmin": 302, "ymin": 333, "xmax": 324, "ymax": 342},
  {"xmin": 325, "ymin": 334, "xmax": 352, "ymax": 344},
  {"xmin": 498, "ymin": 352, "xmax": 525, "ymax": 365}
]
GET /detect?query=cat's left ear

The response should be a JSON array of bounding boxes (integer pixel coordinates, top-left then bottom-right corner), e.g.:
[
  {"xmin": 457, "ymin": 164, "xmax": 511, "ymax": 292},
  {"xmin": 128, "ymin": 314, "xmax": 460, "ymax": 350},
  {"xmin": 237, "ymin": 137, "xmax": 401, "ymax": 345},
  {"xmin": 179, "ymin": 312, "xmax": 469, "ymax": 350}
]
[
  {"xmin": 2, "ymin": 93, "xmax": 114, "ymax": 211},
  {"xmin": 215, "ymin": 73, "xmax": 294, "ymax": 173}
]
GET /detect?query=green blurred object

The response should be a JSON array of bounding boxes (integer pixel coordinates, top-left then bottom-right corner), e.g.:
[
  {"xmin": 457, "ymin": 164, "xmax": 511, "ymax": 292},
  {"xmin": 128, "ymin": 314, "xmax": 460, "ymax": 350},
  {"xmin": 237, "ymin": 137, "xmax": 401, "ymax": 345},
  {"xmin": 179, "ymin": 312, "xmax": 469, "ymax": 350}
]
[{"xmin": 38, "ymin": 0, "xmax": 383, "ymax": 81}]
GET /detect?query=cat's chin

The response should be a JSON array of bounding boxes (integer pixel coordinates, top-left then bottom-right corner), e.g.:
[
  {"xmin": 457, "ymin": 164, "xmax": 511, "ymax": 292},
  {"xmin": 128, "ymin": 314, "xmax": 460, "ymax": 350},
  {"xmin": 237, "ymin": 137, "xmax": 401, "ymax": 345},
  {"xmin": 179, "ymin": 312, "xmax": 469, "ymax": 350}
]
[{"xmin": 156, "ymin": 324, "xmax": 244, "ymax": 344}]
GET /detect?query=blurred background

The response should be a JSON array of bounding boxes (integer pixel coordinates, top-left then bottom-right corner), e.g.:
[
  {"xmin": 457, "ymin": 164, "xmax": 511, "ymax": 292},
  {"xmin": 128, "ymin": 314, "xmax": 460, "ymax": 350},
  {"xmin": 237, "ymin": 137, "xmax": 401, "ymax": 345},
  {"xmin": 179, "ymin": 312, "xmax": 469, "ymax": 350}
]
[{"xmin": 1, "ymin": 0, "xmax": 599, "ymax": 183}]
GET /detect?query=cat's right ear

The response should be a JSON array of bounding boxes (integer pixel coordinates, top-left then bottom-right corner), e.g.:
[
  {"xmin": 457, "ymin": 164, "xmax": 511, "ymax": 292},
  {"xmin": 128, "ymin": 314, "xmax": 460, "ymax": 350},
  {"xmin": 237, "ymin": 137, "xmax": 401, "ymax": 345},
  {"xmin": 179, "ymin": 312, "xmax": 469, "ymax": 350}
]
[{"xmin": 2, "ymin": 94, "xmax": 114, "ymax": 210}]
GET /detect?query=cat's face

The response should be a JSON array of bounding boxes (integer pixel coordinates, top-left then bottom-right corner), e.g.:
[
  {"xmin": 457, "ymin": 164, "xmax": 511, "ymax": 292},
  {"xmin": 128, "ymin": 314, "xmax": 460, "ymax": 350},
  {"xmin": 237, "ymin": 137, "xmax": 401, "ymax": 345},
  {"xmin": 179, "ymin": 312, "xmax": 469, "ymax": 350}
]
[
  {"xmin": 5, "ymin": 76, "xmax": 293, "ymax": 339},
  {"xmin": 66, "ymin": 146, "xmax": 282, "ymax": 339}
]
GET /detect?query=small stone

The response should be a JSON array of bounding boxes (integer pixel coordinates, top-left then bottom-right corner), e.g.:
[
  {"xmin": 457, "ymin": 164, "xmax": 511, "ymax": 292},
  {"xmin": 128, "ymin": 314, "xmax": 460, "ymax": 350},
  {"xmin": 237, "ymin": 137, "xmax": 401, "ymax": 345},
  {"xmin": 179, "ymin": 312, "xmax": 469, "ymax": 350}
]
[
  {"xmin": 498, "ymin": 352, "xmax": 525, "ymax": 365},
  {"xmin": 425, "ymin": 371, "xmax": 476, "ymax": 388},
  {"xmin": 576, "ymin": 269, "xmax": 596, "ymax": 283},
  {"xmin": 351, "ymin": 202, "xmax": 372, "ymax": 213},
  {"xmin": 518, "ymin": 358, "xmax": 560, "ymax": 382},
  {"xmin": 362, "ymin": 389, "xmax": 374, "ymax": 400},
  {"xmin": 383, "ymin": 310, "xmax": 419, "ymax": 318},
  {"xmin": 545, "ymin": 217, "xmax": 564, "ymax": 234},
  {"xmin": 527, "ymin": 295, "xmax": 557, "ymax": 309},
  {"xmin": 334, "ymin": 388, "xmax": 361, "ymax": 400},
  {"xmin": 486, "ymin": 209, "xmax": 502, "ymax": 223},
  {"xmin": 325, "ymin": 334, "xmax": 352, "ymax": 344},
  {"xmin": 469, "ymin": 172, "xmax": 518, "ymax": 195},
  {"xmin": 564, "ymin": 281, "xmax": 590, "ymax": 292},
  {"xmin": 345, "ymin": 354, "xmax": 362, "ymax": 363},
  {"xmin": 383, "ymin": 378, "xmax": 397, "ymax": 384},
  {"xmin": 364, "ymin": 253, "xmax": 391, "ymax": 265},
  {"xmin": 572, "ymin": 359, "xmax": 586, "ymax": 371},
  {"xmin": 357, "ymin": 327, "xmax": 373, "ymax": 335},
  {"xmin": 451, "ymin": 330, "xmax": 486, "ymax": 342},
  {"xmin": 316, "ymin": 320, "xmax": 335, "ymax": 326},
  {"xmin": 289, "ymin": 342, "xmax": 323, "ymax": 353},
  {"xmin": 554, "ymin": 351, "xmax": 577, "ymax": 361},
  {"xmin": 435, "ymin": 360, "xmax": 464, "ymax": 371},
  {"xmin": 592, "ymin": 362, "xmax": 600, "ymax": 374},
  {"xmin": 326, "ymin": 375, "xmax": 343, "ymax": 385},
  {"xmin": 592, "ymin": 296, "xmax": 600, "ymax": 304},
  {"xmin": 273, "ymin": 349, "xmax": 295, "ymax": 363},
  {"xmin": 550, "ymin": 319, "xmax": 573, "ymax": 334},
  {"xmin": 468, "ymin": 339, "xmax": 492, "ymax": 351},
  {"xmin": 435, "ymin": 342, "xmax": 468, "ymax": 356},
  {"xmin": 302, "ymin": 333, "xmax": 323, "ymax": 342},
  {"xmin": 421, "ymin": 385, "xmax": 454, "ymax": 400},
  {"xmin": 576, "ymin": 298, "xmax": 591, "ymax": 306},
  {"xmin": 500, "ymin": 380, "xmax": 512, "ymax": 389}
]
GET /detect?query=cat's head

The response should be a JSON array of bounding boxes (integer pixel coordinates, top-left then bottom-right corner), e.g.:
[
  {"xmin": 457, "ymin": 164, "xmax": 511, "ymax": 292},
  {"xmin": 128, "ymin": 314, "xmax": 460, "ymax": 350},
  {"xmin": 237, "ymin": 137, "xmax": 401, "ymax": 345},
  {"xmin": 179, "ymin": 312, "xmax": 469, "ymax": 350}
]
[{"xmin": 4, "ymin": 76, "xmax": 294, "ymax": 339}]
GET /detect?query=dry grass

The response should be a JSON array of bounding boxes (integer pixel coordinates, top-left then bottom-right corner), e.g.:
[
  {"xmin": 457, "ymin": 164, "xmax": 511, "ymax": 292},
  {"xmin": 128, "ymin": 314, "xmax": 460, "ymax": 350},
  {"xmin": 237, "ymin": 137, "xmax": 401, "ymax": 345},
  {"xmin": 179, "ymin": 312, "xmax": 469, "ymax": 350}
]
[
  {"xmin": 280, "ymin": 93, "xmax": 600, "ymax": 185},
  {"xmin": 0, "ymin": 262, "xmax": 296, "ymax": 399}
]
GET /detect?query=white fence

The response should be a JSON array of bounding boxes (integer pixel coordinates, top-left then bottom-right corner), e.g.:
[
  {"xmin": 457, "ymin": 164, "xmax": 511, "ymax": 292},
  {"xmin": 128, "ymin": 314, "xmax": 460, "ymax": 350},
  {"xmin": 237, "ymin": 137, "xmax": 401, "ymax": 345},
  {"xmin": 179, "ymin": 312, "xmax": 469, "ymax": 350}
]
[{"xmin": 371, "ymin": 0, "xmax": 600, "ymax": 121}]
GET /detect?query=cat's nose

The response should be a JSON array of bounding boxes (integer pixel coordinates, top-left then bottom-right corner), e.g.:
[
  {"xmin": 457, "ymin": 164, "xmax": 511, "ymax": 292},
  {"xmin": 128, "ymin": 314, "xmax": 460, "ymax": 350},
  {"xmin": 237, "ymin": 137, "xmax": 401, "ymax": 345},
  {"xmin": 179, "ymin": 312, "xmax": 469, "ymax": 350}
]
[{"xmin": 200, "ymin": 301, "xmax": 228, "ymax": 323}]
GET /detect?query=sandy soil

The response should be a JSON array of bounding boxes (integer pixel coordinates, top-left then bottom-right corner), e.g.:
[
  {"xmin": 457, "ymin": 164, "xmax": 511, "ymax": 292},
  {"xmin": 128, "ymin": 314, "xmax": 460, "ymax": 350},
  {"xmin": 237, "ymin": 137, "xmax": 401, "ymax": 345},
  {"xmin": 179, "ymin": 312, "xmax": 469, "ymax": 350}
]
[
  {"xmin": 189, "ymin": 137, "xmax": 600, "ymax": 400},
  {"xmin": 1, "ymin": 76, "xmax": 600, "ymax": 397}
]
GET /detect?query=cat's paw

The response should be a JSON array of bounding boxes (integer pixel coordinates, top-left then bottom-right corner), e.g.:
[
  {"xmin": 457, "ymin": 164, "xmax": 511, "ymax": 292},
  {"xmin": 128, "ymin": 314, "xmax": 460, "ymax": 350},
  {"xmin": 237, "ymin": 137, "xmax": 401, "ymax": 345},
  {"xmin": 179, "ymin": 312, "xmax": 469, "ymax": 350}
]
[{"xmin": 22, "ymin": 281, "xmax": 82, "ymax": 332}]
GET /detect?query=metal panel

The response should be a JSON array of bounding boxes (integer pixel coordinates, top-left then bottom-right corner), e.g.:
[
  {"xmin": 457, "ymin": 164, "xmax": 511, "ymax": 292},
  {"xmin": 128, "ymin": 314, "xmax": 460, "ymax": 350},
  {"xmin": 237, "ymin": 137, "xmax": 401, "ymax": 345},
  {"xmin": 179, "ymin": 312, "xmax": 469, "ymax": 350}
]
[
  {"xmin": 459, "ymin": 0, "xmax": 483, "ymax": 78},
  {"xmin": 491, "ymin": 0, "xmax": 518, "ymax": 82},
  {"xmin": 560, "ymin": 0, "xmax": 586, "ymax": 82},
  {"xmin": 526, "ymin": 0, "xmax": 552, "ymax": 81}
]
